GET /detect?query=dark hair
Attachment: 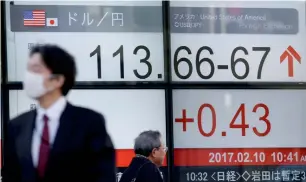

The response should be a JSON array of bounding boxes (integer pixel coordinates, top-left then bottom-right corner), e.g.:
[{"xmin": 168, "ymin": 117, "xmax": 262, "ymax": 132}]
[
  {"xmin": 134, "ymin": 130, "xmax": 161, "ymax": 157},
  {"xmin": 30, "ymin": 44, "xmax": 76, "ymax": 96}
]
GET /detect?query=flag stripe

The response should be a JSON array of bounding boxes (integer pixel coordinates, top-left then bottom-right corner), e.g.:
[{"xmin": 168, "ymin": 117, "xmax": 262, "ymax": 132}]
[
  {"xmin": 24, "ymin": 21, "xmax": 45, "ymax": 23},
  {"xmin": 24, "ymin": 23, "xmax": 45, "ymax": 24},
  {"xmin": 24, "ymin": 19, "xmax": 45, "ymax": 21}
]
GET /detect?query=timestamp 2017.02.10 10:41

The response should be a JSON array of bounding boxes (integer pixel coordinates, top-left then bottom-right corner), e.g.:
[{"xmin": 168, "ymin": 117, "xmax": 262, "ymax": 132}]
[{"xmin": 208, "ymin": 151, "xmax": 306, "ymax": 164}]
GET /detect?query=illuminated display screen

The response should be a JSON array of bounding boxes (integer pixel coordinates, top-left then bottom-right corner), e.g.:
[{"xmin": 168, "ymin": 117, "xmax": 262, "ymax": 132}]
[{"xmin": 3, "ymin": 1, "xmax": 306, "ymax": 182}]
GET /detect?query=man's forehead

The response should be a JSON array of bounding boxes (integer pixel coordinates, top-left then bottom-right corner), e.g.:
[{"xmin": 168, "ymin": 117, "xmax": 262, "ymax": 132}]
[
  {"xmin": 29, "ymin": 53, "xmax": 42, "ymax": 62},
  {"xmin": 28, "ymin": 54, "xmax": 45, "ymax": 67}
]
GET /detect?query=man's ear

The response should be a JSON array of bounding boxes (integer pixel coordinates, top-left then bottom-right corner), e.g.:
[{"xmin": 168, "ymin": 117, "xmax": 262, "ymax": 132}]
[
  {"xmin": 151, "ymin": 148, "xmax": 158, "ymax": 158},
  {"xmin": 55, "ymin": 75, "xmax": 65, "ymax": 88}
]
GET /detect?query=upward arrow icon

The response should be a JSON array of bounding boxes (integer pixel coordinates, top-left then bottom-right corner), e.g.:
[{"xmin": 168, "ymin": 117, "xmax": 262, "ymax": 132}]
[{"xmin": 280, "ymin": 46, "xmax": 301, "ymax": 77}]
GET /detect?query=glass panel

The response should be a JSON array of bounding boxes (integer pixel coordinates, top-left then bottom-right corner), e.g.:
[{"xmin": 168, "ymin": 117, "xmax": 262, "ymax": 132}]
[
  {"xmin": 9, "ymin": 89, "xmax": 168, "ymax": 181},
  {"xmin": 5, "ymin": 1, "xmax": 165, "ymax": 82},
  {"xmin": 170, "ymin": 1, "xmax": 305, "ymax": 83},
  {"xmin": 173, "ymin": 89, "xmax": 306, "ymax": 182}
]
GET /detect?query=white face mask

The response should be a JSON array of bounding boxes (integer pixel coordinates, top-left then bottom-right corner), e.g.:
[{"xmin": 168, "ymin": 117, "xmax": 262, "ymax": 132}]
[{"xmin": 23, "ymin": 71, "xmax": 50, "ymax": 99}]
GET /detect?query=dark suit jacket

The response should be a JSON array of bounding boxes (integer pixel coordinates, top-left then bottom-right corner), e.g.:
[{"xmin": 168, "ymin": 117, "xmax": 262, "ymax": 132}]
[
  {"xmin": 119, "ymin": 156, "xmax": 163, "ymax": 182},
  {"xmin": 2, "ymin": 103, "xmax": 116, "ymax": 182}
]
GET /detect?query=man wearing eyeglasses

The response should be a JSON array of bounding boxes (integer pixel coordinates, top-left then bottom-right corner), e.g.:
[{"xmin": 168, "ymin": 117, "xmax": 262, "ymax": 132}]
[{"xmin": 119, "ymin": 130, "xmax": 167, "ymax": 182}]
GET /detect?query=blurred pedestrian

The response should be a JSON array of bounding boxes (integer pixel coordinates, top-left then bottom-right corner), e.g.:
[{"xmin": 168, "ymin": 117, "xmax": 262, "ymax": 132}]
[
  {"xmin": 3, "ymin": 44, "xmax": 116, "ymax": 182},
  {"xmin": 119, "ymin": 130, "xmax": 167, "ymax": 182}
]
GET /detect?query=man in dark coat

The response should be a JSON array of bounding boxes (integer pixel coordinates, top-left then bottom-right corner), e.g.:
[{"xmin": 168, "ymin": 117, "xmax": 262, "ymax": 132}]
[
  {"xmin": 3, "ymin": 44, "xmax": 116, "ymax": 182},
  {"xmin": 119, "ymin": 130, "xmax": 167, "ymax": 182}
]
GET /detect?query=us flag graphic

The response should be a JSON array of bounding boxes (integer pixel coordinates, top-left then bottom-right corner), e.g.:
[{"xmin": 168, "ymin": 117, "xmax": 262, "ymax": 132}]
[{"xmin": 23, "ymin": 10, "xmax": 46, "ymax": 26}]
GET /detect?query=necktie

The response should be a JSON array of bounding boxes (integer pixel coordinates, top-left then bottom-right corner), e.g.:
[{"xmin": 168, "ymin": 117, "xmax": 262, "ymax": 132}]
[{"xmin": 37, "ymin": 114, "xmax": 50, "ymax": 178}]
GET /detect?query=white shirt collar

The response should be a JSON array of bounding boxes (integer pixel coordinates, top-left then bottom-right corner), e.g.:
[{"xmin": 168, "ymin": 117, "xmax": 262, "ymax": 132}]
[{"xmin": 36, "ymin": 96, "xmax": 67, "ymax": 121}]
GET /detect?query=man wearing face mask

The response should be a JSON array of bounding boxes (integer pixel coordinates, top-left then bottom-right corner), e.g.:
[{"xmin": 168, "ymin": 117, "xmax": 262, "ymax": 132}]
[{"xmin": 3, "ymin": 44, "xmax": 116, "ymax": 182}]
